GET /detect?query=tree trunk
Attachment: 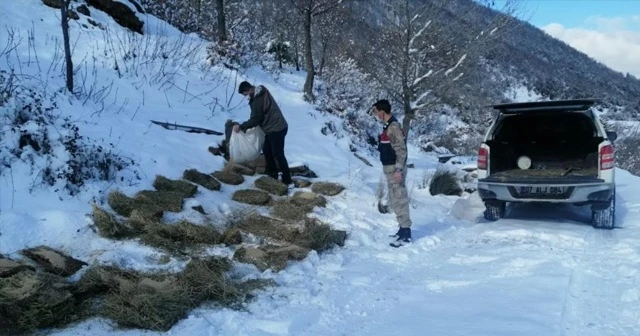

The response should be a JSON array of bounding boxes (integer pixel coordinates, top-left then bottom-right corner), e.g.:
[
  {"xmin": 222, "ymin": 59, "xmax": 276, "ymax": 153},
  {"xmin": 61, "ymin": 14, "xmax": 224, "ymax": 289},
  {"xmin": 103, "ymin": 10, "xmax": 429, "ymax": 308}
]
[
  {"xmin": 61, "ymin": 1, "xmax": 73, "ymax": 93},
  {"xmin": 216, "ymin": 0, "xmax": 227, "ymax": 43},
  {"xmin": 318, "ymin": 40, "xmax": 327, "ymax": 77},
  {"xmin": 294, "ymin": 31, "xmax": 300, "ymax": 71},
  {"xmin": 402, "ymin": 101, "xmax": 413, "ymax": 139},
  {"xmin": 302, "ymin": 9, "xmax": 315, "ymax": 100}
]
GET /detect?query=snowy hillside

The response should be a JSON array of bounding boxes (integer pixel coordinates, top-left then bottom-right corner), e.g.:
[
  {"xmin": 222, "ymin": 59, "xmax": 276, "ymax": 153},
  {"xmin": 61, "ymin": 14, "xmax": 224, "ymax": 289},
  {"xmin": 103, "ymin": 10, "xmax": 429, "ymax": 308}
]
[{"xmin": 1, "ymin": 1, "xmax": 640, "ymax": 336}]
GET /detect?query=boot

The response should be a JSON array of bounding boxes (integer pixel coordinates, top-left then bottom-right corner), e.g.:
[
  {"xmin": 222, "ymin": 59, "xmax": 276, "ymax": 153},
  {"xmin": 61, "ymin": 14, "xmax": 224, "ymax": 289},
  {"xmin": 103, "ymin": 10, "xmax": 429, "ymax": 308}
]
[{"xmin": 390, "ymin": 228, "xmax": 412, "ymax": 248}]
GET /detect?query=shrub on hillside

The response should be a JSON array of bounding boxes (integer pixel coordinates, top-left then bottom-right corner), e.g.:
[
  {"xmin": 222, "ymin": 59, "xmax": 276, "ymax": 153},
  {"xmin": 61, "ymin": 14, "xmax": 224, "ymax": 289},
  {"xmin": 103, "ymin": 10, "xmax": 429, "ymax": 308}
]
[{"xmin": 0, "ymin": 72, "xmax": 139, "ymax": 195}]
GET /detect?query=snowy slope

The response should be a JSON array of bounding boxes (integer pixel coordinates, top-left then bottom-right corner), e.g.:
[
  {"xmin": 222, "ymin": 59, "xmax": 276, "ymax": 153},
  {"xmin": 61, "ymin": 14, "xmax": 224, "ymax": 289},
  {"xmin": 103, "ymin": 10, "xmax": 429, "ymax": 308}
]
[{"xmin": 1, "ymin": 2, "xmax": 640, "ymax": 336}]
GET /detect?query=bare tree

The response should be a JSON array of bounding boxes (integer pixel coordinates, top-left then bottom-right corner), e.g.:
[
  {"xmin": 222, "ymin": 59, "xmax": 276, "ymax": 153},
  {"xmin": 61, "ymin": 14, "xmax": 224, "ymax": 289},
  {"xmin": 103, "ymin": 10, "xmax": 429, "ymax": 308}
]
[
  {"xmin": 366, "ymin": 0, "xmax": 522, "ymax": 137},
  {"xmin": 290, "ymin": 0, "xmax": 345, "ymax": 100},
  {"xmin": 61, "ymin": 0, "xmax": 73, "ymax": 92},
  {"xmin": 216, "ymin": 0, "xmax": 228, "ymax": 42}
]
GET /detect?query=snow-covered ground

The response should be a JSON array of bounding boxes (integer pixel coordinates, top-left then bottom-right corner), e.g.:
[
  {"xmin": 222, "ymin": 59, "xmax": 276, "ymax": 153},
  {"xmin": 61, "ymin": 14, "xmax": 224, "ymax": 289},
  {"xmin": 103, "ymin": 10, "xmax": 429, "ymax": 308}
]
[{"xmin": 1, "ymin": 2, "xmax": 640, "ymax": 335}]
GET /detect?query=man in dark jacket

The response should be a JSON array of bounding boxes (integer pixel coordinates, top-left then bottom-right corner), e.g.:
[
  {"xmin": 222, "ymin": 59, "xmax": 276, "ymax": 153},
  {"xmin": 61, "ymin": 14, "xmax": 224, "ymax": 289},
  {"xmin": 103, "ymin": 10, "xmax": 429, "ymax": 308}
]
[
  {"xmin": 234, "ymin": 81, "xmax": 292, "ymax": 185},
  {"xmin": 372, "ymin": 99, "xmax": 412, "ymax": 247}
]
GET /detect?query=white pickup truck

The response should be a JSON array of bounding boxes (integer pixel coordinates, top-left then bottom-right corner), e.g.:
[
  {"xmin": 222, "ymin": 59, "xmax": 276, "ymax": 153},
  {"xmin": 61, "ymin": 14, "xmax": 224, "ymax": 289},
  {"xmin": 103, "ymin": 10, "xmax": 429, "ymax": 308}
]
[{"xmin": 476, "ymin": 99, "xmax": 617, "ymax": 229}]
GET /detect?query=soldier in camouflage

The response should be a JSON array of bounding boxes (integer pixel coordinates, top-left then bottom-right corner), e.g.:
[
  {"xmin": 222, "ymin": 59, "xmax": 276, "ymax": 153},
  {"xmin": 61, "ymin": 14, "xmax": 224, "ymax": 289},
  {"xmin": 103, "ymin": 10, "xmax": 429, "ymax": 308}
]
[{"xmin": 372, "ymin": 99, "xmax": 412, "ymax": 247}]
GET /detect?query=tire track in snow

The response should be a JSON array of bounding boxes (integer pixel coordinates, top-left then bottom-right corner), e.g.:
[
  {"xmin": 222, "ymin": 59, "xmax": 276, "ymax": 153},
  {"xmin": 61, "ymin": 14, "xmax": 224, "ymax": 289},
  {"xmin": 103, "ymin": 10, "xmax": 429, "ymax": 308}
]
[{"xmin": 558, "ymin": 228, "xmax": 640, "ymax": 336}]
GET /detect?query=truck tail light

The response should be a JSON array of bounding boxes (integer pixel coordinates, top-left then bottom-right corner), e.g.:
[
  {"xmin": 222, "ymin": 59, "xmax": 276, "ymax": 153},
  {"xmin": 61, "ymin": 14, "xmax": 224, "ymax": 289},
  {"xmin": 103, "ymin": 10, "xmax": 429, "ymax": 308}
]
[
  {"xmin": 478, "ymin": 147, "xmax": 488, "ymax": 170},
  {"xmin": 600, "ymin": 144, "xmax": 614, "ymax": 170}
]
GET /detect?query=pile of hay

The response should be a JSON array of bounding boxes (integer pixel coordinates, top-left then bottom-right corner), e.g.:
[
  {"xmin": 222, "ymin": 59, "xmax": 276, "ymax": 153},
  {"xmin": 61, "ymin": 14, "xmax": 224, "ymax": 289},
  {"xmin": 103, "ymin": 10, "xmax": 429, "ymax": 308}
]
[
  {"xmin": 106, "ymin": 191, "xmax": 165, "ymax": 219},
  {"xmin": 153, "ymin": 175, "xmax": 198, "ymax": 198},
  {"xmin": 183, "ymin": 169, "xmax": 221, "ymax": 191},
  {"xmin": 429, "ymin": 168, "xmax": 463, "ymax": 196},
  {"xmin": 233, "ymin": 245, "xmax": 310, "ymax": 272},
  {"xmin": 232, "ymin": 189, "xmax": 271, "ymax": 205},
  {"xmin": 92, "ymin": 204, "xmax": 138, "ymax": 238},
  {"xmin": 0, "ymin": 270, "xmax": 76, "ymax": 335},
  {"xmin": 77, "ymin": 257, "xmax": 269, "ymax": 331},
  {"xmin": 212, "ymin": 170, "xmax": 245, "ymax": 185},
  {"xmin": 254, "ymin": 176, "xmax": 288, "ymax": 196},
  {"xmin": 311, "ymin": 182, "xmax": 345, "ymax": 196},
  {"xmin": 20, "ymin": 246, "xmax": 87, "ymax": 277},
  {"xmin": 271, "ymin": 198, "xmax": 315, "ymax": 222},
  {"xmin": 140, "ymin": 220, "xmax": 221, "ymax": 254}
]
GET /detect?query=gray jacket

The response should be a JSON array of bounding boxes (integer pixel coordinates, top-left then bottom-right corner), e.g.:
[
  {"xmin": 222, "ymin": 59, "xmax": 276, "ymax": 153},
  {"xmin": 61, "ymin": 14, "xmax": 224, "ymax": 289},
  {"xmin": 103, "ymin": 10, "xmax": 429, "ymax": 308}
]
[{"xmin": 239, "ymin": 85, "xmax": 288, "ymax": 134}]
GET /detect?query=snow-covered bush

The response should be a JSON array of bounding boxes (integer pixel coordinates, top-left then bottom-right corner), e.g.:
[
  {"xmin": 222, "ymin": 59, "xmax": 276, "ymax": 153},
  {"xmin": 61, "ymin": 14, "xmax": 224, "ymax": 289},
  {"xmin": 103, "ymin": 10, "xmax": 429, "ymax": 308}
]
[
  {"xmin": 316, "ymin": 57, "xmax": 385, "ymax": 152},
  {"xmin": 0, "ymin": 72, "xmax": 138, "ymax": 196}
]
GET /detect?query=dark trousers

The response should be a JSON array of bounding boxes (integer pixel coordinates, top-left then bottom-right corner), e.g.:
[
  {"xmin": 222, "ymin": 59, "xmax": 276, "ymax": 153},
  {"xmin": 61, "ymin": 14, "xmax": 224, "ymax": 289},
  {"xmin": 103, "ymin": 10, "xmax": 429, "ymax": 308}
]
[{"xmin": 263, "ymin": 128, "xmax": 291, "ymax": 184}]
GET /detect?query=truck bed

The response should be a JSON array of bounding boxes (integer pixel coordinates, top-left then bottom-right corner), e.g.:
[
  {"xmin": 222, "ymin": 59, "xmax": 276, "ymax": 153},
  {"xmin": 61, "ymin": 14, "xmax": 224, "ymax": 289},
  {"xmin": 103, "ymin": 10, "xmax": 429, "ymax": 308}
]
[{"xmin": 480, "ymin": 167, "xmax": 602, "ymax": 184}]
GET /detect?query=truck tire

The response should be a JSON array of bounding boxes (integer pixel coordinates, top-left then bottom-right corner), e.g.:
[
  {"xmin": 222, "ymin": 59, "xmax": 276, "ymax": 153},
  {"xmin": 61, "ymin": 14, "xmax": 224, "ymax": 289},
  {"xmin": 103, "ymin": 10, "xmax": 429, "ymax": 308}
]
[
  {"xmin": 591, "ymin": 192, "xmax": 615, "ymax": 230},
  {"xmin": 484, "ymin": 201, "xmax": 506, "ymax": 221}
]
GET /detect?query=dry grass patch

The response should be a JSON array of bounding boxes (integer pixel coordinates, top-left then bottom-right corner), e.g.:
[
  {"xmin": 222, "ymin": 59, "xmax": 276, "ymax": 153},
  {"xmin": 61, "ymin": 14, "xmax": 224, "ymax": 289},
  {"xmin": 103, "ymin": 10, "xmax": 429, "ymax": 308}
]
[
  {"xmin": 271, "ymin": 198, "xmax": 315, "ymax": 222},
  {"xmin": 135, "ymin": 190, "xmax": 185, "ymax": 213},
  {"xmin": 140, "ymin": 220, "xmax": 221, "ymax": 255}
]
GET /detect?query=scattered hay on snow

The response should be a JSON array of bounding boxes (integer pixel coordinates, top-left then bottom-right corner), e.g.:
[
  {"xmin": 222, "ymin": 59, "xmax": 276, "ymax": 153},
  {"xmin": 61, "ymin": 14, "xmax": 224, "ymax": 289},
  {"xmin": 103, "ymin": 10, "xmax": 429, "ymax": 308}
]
[
  {"xmin": 0, "ymin": 270, "xmax": 76, "ymax": 334},
  {"xmin": 212, "ymin": 170, "xmax": 245, "ymax": 185},
  {"xmin": 231, "ymin": 189, "xmax": 271, "ymax": 206},
  {"xmin": 294, "ymin": 218, "xmax": 347, "ymax": 252},
  {"xmin": 135, "ymin": 190, "xmax": 185, "ymax": 213},
  {"xmin": 233, "ymin": 245, "xmax": 310, "ymax": 272},
  {"xmin": 92, "ymin": 204, "xmax": 137, "ymax": 238},
  {"xmin": 153, "ymin": 175, "xmax": 198, "ymax": 198},
  {"xmin": 254, "ymin": 176, "xmax": 288, "ymax": 196},
  {"xmin": 0, "ymin": 258, "xmax": 34, "ymax": 277},
  {"xmin": 311, "ymin": 182, "xmax": 345, "ymax": 196},
  {"xmin": 292, "ymin": 178, "xmax": 312, "ymax": 188},
  {"xmin": 183, "ymin": 169, "xmax": 221, "ymax": 191},
  {"xmin": 19, "ymin": 246, "xmax": 87, "ymax": 277},
  {"xmin": 140, "ymin": 220, "xmax": 221, "ymax": 254},
  {"xmin": 271, "ymin": 198, "xmax": 315, "ymax": 222}
]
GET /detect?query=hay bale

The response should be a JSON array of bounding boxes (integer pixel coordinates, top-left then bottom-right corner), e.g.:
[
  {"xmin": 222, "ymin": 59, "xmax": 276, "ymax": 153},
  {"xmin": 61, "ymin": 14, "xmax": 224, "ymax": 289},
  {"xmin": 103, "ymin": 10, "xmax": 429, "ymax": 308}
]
[
  {"xmin": 311, "ymin": 182, "xmax": 345, "ymax": 196},
  {"xmin": 263, "ymin": 245, "xmax": 310, "ymax": 271},
  {"xmin": 292, "ymin": 178, "xmax": 312, "ymax": 188},
  {"xmin": 183, "ymin": 169, "xmax": 221, "ymax": 191},
  {"xmin": 234, "ymin": 245, "xmax": 310, "ymax": 272},
  {"xmin": 179, "ymin": 257, "xmax": 241, "ymax": 305},
  {"xmin": 212, "ymin": 170, "xmax": 245, "ymax": 185},
  {"xmin": 271, "ymin": 199, "xmax": 314, "ymax": 222},
  {"xmin": 292, "ymin": 191, "xmax": 327, "ymax": 208},
  {"xmin": 254, "ymin": 176, "xmax": 288, "ymax": 196},
  {"xmin": 92, "ymin": 204, "xmax": 137, "ymax": 238},
  {"xmin": 103, "ymin": 275, "xmax": 190, "ymax": 331},
  {"xmin": 141, "ymin": 221, "xmax": 221, "ymax": 253},
  {"xmin": 429, "ymin": 169, "xmax": 463, "ymax": 196},
  {"xmin": 153, "ymin": 175, "xmax": 198, "ymax": 198},
  {"xmin": 221, "ymin": 227, "xmax": 242, "ymax": 245},
  {"xmin": 135, "ymin": 190, "xmax": 185, "ymax": 213},
  {"xmin": 231, "ymin": 189, "xmax": 271, "ymax": 206},
  {"xmin": 229, "ymin": 163, "xmax": 255, "ymax": 176},
  {"xmin": 20, "ymin": 246, "xmax": 87, "ymax": 277},
  {"xmin": 236, "ymin": 214, "xmax": 299, "ymax": 243},
  {"xmin": 0, "ymin": 270, "xmax": 76, "ymax": 334},
  {"xmin": 294, "ymin": 218, "xmax": 347, "ymax": 252},
  {"xmin": 233, "ymin": 247, "xmax": 269, "ymax": 271},
  {"xmin": 107, "ymin": 190, "xmax": 137, "ymax": 217},
  {"xmin": 0, "ymin": 258, "xmax": 34, "ymax": 277},
  {"xmin": 74, "ymin": 266, "xmax": 141, "ymax": 297}
]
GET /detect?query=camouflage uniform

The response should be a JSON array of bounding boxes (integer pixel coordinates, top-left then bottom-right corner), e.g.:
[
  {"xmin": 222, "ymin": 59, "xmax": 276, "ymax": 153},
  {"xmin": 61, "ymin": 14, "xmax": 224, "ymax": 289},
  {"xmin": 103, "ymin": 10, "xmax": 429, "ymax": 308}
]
[{"xmin": 379, "ymin": 116, "xmax": 411, "ymax": 228}]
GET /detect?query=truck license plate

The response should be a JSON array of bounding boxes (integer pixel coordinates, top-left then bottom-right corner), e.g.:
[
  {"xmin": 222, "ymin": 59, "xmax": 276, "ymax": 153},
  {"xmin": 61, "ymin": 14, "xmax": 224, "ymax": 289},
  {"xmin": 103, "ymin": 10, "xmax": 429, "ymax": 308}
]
[{"xmin": 518, "ymin": 186, "xmax": 567, "ymax": 196}]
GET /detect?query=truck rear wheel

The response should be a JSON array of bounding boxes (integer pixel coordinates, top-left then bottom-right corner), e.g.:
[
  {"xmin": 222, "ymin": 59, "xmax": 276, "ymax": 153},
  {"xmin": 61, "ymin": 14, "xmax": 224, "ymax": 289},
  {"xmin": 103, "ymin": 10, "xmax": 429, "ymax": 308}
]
[
  {"xmin": 484, "ymin": 201, "xmax": 506, "ymax": 221},
  {"xmin": 591, "ymin": 192, "xmax": 615, "ymax": 229}
]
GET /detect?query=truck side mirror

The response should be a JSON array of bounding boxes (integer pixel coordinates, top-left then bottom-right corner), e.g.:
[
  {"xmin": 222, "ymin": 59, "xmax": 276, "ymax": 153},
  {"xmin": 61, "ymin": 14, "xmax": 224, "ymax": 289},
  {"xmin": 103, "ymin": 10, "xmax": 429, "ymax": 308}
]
[{"xmin": 606, "ymin": 131, "xmax": 617, "ymax": 142}]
